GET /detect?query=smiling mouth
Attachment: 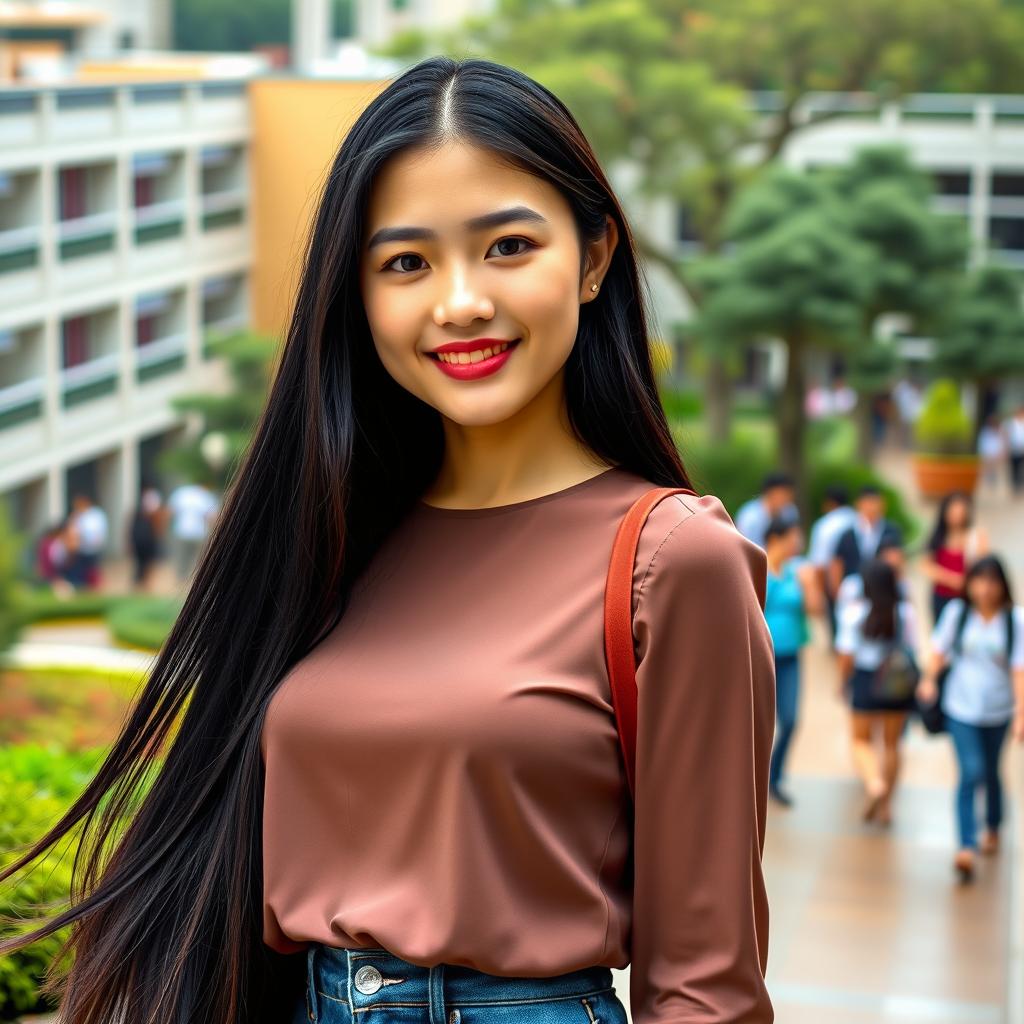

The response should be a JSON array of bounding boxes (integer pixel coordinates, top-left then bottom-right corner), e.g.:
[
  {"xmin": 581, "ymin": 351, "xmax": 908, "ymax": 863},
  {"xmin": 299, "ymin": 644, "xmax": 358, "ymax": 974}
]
[{"xmin": 429, "ymin": 339, "xmax": 521, "ymax": 365}]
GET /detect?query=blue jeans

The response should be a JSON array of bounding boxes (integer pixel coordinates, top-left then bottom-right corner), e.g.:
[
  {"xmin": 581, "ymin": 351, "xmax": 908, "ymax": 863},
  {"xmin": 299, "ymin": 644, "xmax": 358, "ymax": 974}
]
[
  {"xmin": 769, "ymin": 652, "xmax": 800, "ymax": 790},
  {"xmin": 945, "ymin": 716, "xmax": 1010, "ymax": 850},
  {"xmin": 290, "ymin": 945, "xmax": 628, "ymax": 1024}
]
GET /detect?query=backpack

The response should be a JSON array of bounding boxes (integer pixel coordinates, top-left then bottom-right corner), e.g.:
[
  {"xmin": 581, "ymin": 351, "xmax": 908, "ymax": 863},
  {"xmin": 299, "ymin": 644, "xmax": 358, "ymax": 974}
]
[{"xmin": 870, "ymin": 604, "xmax": 920, "ymax": 703}]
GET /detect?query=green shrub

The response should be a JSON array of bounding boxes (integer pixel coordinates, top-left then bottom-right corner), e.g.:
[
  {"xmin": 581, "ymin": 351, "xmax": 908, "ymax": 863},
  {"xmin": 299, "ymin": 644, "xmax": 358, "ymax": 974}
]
[
  {"xmin": 0, "ymin": 747, "xmax": 105, "ymax": 1018},
  {"xmin": 105, "ymin": 596, "xmax": 183, "ymax": 651},
  {"xmin": 0, "ymin": 745, "xmax": 162, "ymax": 1017},
  {"xmin": 12, "ymin": 585, "xmax": 124, "ymax": 627},
  {"xmin": 913, "ymin": 379, "xmax": 973, "ymax": 456}
]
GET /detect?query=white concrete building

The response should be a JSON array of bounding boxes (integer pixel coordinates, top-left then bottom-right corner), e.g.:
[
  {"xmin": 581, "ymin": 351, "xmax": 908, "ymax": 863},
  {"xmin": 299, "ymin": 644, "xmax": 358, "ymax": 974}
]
[{"xmin": 0, "ymin": 75, "xmax": 255, "ymax": 553}]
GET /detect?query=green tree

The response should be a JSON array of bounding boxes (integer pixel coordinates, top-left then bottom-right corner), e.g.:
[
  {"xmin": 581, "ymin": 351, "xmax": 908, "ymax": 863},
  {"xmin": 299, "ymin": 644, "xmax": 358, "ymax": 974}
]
[
  {"xmin": 933, "ymin": 264, "xmax": 1024, "ymax": 434},
  {"xmin": 160, "ymin": 332, "xmax": 278, "ymax": 492},
  {"xmin": 382, "ymin": 0, "xmax": 1024, "ymax": 440},
  {"xmin": 825, "ymin": 147, "xmax": 968, "ymax": 460},
  {"xmin": 690, "ymin": 167, "xmax": 873, "ymax": 506}
]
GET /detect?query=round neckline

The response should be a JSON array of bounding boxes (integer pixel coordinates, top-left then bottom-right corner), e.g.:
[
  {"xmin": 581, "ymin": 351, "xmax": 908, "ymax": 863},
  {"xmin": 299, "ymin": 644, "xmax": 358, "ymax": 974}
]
[{"xmin": 416, "ymin": 465, "xmax": 623, "ymax": 518}]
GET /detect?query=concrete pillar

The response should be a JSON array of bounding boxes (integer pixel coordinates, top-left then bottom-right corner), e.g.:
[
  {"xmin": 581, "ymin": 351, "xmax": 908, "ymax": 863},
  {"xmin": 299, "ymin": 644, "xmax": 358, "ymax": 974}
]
[{"xmin": 292, "ymin": 0, "xmax": 332, "ymax": 73}]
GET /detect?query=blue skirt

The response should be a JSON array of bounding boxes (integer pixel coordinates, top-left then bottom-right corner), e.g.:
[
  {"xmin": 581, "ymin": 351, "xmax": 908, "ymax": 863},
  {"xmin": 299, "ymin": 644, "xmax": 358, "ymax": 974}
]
[{"xmin": 291, "ymin": 944, "xmax": 628, "ymax": 1024}]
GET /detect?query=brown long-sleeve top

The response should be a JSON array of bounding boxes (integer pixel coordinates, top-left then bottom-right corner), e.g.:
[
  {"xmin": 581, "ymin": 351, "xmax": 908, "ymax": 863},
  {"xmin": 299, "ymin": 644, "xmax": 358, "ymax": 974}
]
[{"xmin": 260, "ymin": 465, "xmax": 776, "ymax": 1022}]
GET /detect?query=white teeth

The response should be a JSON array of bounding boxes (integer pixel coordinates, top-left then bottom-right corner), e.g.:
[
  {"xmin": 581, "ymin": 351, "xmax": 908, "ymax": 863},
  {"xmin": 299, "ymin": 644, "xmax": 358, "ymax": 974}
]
[{"xmin": 437, "ymin": 342, "xmax": 511, "ymax": 364}]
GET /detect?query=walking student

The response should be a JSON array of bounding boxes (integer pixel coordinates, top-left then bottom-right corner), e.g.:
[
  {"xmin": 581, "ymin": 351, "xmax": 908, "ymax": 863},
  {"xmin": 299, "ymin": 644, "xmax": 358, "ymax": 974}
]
[
  {"xmin": 764, "ymin": 515, "xmax": 823, "ymax": 807},
  {"xmin": 835, "ymin": 558, "xmax": 920, "ymax": 826},
  {"xmin": 916, "ymin": 555, "xmax": 1024, "ymax": 882},
  {"xmin": 0, "ymin": 57, "xmax": 776, "ymax": 1024},
  {"xmin": 919, "ymin": 490, "xmax": 989, "ymax": 627}
]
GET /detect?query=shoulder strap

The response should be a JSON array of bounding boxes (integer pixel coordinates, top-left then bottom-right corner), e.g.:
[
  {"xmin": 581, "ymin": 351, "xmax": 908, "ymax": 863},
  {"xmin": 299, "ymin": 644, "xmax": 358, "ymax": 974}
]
[
  {"xmin": 952, "ymin": 600, "xmax": 970, "ymax": 656},
  {"xmin": 1005, "ymin": 606, "xmax": 1015, "ymax": 665},
  {"xmin": 604, "ymin": 486, "xmax": 698, "ymax": 800}
]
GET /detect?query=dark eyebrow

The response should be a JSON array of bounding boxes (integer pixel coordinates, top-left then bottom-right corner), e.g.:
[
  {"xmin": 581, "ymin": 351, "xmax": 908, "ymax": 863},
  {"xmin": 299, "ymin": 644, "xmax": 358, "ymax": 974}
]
[{"xmin": 365, "ymin": 205, "xmax": 548, "ymax": 250}]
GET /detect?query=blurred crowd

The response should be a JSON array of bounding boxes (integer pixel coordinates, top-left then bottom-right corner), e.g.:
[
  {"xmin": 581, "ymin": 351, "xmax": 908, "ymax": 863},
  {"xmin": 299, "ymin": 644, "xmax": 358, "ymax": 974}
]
[
  {"xmin": 30, "ymin": 479, "xmax": 221, "ymax": 596},
  {"xmin": 739, "ymin": 469, "xmax": 1024, "ymax": 885}
]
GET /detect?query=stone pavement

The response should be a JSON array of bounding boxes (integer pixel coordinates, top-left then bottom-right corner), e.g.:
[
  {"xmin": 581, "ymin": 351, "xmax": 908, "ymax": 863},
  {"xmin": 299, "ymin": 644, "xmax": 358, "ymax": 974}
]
[{"xmin": 11, "ymin": 441, "xmax": 1024, "ymax": 1023}]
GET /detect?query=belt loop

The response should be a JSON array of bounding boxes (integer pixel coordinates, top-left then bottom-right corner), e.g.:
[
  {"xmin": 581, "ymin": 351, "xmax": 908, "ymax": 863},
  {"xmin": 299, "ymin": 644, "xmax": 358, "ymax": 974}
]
[
  {"xmin": 306, "ymin": 945, "xmax": 320, "ymax": 1023},
  {"xmin": 428, "ymin": 962, "xmax": 447, "ymax": 1024}
]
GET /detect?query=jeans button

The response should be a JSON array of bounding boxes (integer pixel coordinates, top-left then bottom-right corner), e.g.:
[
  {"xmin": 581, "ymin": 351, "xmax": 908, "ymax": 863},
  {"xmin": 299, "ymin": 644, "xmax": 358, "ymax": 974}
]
[
  {"xmin": 354, "ymin": 965, "xmax": 383, "ymax": 994},
  {"xmin": 449, "ymin": 1011, "xmax": 461, "ymax": 1024}
]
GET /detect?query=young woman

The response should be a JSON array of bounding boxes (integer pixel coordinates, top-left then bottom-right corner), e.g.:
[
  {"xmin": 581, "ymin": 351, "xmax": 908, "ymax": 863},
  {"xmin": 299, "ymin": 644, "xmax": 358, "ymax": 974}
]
[
  {"xmin": 835, "ymin": 558, "xmax": 920, "ymax": 826},
  {"xmin": 764, "ymin": 515, "xmax": 823, "ymax": 807},
  {"xmin": 919, "ymin": 490, "xmax": 989, "ymax": 627},
  {"xmin": 0, "ymin": 58, "xmax": 776, "ymax": 1024},
  {"xmin": 916, "ymin": 555, "xmax": 1024, "ymax": 883}
]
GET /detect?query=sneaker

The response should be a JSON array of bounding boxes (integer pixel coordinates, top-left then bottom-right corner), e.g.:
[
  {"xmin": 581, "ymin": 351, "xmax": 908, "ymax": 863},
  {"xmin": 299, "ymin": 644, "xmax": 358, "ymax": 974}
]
[{"xmin": 769, "ymin": 785, "xmax": 794, "ymax": 808}]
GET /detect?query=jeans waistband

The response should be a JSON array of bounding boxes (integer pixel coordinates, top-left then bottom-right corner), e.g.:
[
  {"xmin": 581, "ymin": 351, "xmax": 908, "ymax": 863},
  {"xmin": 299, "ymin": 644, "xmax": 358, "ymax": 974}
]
[{"xmin": 307, "ymin": 944, "xmax": 615, "ymax": 1024}]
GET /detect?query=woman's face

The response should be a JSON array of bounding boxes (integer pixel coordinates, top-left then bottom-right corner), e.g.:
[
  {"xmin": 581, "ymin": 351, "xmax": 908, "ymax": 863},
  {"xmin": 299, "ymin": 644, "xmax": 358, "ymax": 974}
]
[
  {"xmin": 967, "ymin": 572, "xmax": 1003, "ymax": 609},
  {"xmin": 358, "ymin": 141, "xmax": 615, "ymax": 428},
  {"xmin": 945, "ymin": 497, "xmax": 970, "ymax": 529}
]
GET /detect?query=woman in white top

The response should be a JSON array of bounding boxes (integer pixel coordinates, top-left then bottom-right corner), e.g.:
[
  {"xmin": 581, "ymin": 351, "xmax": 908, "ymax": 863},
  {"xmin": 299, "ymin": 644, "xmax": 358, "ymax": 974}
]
[
  {"xmin": 917, "ymin": 555, "xmax": 1024, "ymax": 882},
  {"xmin": 835, "ymin": 558, "xmax": 920, "ymax": 826}
]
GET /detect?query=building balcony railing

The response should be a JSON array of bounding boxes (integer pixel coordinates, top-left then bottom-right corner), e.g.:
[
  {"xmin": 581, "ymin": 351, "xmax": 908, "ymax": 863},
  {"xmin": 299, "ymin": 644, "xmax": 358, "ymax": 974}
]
[
  {"xmin": 60, "ymin": 351, "xmax": 119, "ymax": 407},
  {"xmin": 0, "ymin": 224, "xmax": 42, "ymax": 274},
  {"xmin": 0, "ymin": 376, "xmax": 44, "ymax": 430},
  {"xmin": 200, "ymin": 188, "xmax": 246, "ymax": 231},
  {"xmin": 136, "ymin": 332, "xmax": 187, "ymax": 382},
  {"xmin": 57, "ymin": 210, "xmax": 117, "ymax": 260},
  {"xmin": 132, "ymin": 198, "xmax": 187, "ymax": 245},
  {"xmin": 201, "ymin": 311, "xmax": 247, "ymax": 357}
]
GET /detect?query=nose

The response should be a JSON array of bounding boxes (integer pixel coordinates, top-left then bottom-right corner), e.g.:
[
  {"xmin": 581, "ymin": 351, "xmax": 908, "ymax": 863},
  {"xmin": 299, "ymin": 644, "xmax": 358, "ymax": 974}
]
[{"xmin": 433, "ymin": 263, "xmax": 494, "ymax": 328}]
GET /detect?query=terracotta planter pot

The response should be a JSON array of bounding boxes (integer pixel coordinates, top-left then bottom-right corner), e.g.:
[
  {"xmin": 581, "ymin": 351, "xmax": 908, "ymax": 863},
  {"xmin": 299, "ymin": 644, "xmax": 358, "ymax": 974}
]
[{"xmin": 912, "ymin": 453, "xmax": 980, "ymax": 499}]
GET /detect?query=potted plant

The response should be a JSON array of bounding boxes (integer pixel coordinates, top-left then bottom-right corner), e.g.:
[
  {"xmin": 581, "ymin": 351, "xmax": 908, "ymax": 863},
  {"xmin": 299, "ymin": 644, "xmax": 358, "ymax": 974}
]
[{"xmin": 911, "ymin": 379, "xmax": 979, "ymax": 498}]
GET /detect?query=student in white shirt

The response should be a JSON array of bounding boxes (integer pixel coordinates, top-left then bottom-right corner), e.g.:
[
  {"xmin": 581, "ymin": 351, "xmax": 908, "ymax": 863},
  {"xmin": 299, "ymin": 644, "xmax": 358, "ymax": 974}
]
[
  {"xmin": 834, "ymin": 558, "xmax": 920, "ymax": 827},
  {"xmin": 734, "ymin": 471, "xmax": 798, "ymax": 550},
  {"xmin": 916, "ymin": 555, "xmax": 1024, "ymax": 883},
  {"xmin": 807, "ymin": 484, "xmax": 858, "ymax": 643}
]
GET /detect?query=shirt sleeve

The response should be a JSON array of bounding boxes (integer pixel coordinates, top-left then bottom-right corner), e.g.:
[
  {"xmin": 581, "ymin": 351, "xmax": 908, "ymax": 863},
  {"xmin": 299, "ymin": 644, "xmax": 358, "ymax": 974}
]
[
  {"xmin": 1012, "ymin": 607, "xmax": 1024, "ymax": 670},
  {"xmin": 629, "ymin": 493, "xmax": 775, "ymax": 1023},
  {"xmin": 931, "ymin": 598, "xmax": 963, "ymax": 655},
  {"xmin": 835, "ymin": 600, "xmax": 862, "ymax": 656},
  {"xmin": 807, "ymin": 519, "xmax": 830, "ymax": 567}
]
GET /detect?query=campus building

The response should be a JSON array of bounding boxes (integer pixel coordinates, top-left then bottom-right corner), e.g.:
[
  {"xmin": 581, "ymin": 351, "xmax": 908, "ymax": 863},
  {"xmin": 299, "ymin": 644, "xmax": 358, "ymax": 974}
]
[
  {"xmin": 3, "ymin": 12, "xmax": 1024, "ymax": 554},
  {"xmin": 0, "ymin": 60, "xmax": 260, "ymax": 554}
]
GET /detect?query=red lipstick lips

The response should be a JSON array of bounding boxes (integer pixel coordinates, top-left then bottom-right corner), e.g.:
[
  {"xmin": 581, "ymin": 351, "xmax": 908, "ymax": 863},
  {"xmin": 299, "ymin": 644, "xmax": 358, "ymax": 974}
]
[{"xmin": 428, "ymin": 338, "xmax": 521, "ymax": 381}]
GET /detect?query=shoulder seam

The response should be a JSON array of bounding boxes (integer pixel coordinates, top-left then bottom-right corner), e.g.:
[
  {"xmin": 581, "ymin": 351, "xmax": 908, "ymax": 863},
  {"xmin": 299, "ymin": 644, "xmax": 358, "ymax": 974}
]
[{"xmin": 634, "ymin": 494, "xmax": 701, "ymax": 616}]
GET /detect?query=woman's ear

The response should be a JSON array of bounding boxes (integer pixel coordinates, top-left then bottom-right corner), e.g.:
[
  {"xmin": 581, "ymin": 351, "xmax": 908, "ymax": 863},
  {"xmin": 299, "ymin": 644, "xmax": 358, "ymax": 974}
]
[{"xmin": 580, "ymin": 215, "xmax": 619, "ymax": 302}]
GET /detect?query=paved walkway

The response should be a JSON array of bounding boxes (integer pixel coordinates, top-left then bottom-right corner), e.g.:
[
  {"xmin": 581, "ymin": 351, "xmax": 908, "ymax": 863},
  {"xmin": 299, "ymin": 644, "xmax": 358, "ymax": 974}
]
[{"xmin": 11, "ymin": 442, "xmax": 1024, "ymax": 1023}]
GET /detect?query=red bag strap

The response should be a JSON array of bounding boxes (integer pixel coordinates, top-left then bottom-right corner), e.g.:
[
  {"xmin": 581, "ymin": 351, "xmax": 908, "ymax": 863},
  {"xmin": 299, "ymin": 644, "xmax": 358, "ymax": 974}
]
[{"xmin": 604, "ymin": 486, "xmax": 698, "ymax": 800}]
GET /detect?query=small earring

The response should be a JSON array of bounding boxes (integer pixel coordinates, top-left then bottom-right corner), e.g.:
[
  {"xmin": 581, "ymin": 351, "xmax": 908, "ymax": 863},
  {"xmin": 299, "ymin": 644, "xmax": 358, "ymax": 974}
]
[{"xmin": 590, "ymin": 283, "xmax": 599, "ymax": 292}]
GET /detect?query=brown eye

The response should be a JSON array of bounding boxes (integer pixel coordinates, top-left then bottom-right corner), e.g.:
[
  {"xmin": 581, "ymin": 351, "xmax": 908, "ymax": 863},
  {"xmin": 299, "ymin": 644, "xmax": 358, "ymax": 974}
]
[
  {"xmin": 383, "ymin": 253, "xmax": 427, "ymax": 274},
  {"xmin": 488, "ymin": 237, "xmax": 533, "ymax": 258}
]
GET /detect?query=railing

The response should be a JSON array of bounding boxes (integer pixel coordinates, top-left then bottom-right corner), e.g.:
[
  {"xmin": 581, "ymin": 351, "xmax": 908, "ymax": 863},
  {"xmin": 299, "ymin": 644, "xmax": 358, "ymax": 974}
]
[
  {"xmin": 0, "ymin": 223, "xmax": 41, "ymax": 272},
  {"xmin": 60, "ymin": 351, "xmax": 120, "ymax": 406},
  {"xmin": 136, "ymin": 332, "xmax": 187, "ymax": 381},
  {"xmin": 57, "ymin": 210, "xmax": 117, "ymax": 259},
  {"xmin": 0, "ymin": 376, "xmax": 44, "ymax": 429}
]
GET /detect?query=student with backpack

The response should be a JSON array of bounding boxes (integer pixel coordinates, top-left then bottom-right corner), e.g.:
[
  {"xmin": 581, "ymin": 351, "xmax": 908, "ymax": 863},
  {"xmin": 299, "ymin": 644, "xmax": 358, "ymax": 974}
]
[
  {"xmin": 834, "ymin": 558, "xmax": 921, "ymax": 826},
  {"xmin": 916, "ymin": 555, "xmax": 1024, "ymax": 883}
]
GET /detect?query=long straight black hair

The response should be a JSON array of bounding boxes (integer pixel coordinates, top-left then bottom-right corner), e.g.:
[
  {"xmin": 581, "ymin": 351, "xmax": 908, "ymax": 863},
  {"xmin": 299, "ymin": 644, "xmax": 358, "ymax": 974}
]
[
  {"xmin": 0, "ymin": 55, "xmax": 691, "ymax": 1024},
  {"xmin": 861, "ymin": 558, "xmax": 901, "ymax": 640}
]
